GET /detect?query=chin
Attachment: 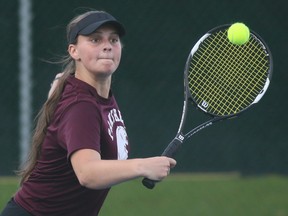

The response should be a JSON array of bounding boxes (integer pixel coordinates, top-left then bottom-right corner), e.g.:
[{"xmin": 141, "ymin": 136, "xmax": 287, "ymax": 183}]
[{"xmin": 96, "ymin": 69, "xmax": 115, "ymax": 77}]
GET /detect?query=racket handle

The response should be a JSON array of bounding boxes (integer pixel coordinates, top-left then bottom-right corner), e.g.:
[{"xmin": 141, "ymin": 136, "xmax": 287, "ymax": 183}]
[
  {"xmin": 142, "ymin": 138, "xmax": 183, "ymax": 189},
  {"xmin": 161, "ymin": 137, "xmax": 183, "ymax": 157},
  {"xmin": 142, "ymin": 178, "xmax": 158, "ymax": 189}
]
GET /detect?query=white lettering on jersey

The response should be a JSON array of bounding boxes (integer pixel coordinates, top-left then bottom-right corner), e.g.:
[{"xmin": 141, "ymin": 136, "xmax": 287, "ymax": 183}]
[
  {"xmin": 107, "ymin": 109, "xmax": 124, "ymax": 140},
  {"xmin": 116, "ymin": 126, "xmax": 128, "ymax": 160}
]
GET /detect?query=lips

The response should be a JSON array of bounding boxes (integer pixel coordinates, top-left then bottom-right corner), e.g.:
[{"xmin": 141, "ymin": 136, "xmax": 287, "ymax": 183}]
[
  {"xmin": 98, "ymin": 56, "xmax": 113, "ymax": 60},
  {"xmin": 97, "ymin": 56, "xmax": 112, "ymax": 60}
]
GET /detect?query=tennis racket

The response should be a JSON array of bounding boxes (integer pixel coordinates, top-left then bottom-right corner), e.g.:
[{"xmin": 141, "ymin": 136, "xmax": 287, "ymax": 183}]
[{"xmin": 142, "ymin": 24, "xmax": 273, "ymax": 189}]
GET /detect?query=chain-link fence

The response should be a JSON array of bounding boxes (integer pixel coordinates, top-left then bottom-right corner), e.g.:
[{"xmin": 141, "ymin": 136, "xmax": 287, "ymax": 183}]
[{"xmin": 0, "ymin": 0, "xmax": 287, "ymax": 175}]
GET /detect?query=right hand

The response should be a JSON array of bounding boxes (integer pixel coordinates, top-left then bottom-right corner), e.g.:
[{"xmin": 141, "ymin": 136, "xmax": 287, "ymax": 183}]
[{"xmin": 142, "ymin": 156, "xmax": 176, "ymax": 181}]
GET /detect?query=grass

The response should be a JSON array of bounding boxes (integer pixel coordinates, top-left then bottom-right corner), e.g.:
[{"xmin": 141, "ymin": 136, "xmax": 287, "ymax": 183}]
[{"xmin": 1, "ymin": 174, "xmax": 288, "ymax": 216}]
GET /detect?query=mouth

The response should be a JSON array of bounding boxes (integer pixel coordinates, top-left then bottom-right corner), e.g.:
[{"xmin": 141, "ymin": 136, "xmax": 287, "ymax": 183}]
[
  {"xmin": 98, "ymin": 56, "xmax": 113, "ymax": 60},
  {"xmin": 97, "ymin": 58, "xmax": 114, "ymax": 65},
  {"xmin": 98, "ymin": 58, "xmax": 114, "ymax": 63}
]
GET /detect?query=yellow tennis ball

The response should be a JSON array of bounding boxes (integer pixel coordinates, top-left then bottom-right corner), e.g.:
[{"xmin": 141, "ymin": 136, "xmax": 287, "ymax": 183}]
[{"xmin": 227, "ymin": 23, "xmax": 250, "ymax": 45}]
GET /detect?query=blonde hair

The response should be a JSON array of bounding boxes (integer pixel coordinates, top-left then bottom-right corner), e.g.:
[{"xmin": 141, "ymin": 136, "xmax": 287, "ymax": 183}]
[{"xmin": 18, "ymin": 11, "xmax": 100, "ymax": 185}]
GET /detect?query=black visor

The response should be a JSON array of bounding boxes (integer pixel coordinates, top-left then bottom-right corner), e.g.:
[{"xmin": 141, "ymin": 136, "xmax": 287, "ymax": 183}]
[{"xmin": 68, "ymin": 11, "xmax": 126, "ymax": 44}]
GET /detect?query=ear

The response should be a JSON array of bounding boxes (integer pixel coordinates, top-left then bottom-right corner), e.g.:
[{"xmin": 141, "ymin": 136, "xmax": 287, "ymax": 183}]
[{"xmin": 68, "ymin": 44, "xmax": 80, "ymax": 61}]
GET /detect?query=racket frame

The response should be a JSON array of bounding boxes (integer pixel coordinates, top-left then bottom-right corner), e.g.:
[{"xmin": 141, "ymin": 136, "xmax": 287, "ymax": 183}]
[{"xmin": 142, "ymin": 24, "xmax": 272, "ymax": 189}]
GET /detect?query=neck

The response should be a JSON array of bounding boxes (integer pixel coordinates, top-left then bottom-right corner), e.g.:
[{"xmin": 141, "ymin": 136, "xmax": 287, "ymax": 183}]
[
  {"xmin": 75, "ymin": 71, "xmax": 111, "ymax": 98},
  {"xmin": 94, "ymin": 80, "xmax": 111, "ymax": 98}
]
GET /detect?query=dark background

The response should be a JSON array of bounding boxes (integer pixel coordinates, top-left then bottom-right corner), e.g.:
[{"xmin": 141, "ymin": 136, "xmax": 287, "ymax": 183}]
[{"xmin": 0, "ymin": 0, "xmax": 287, "ymax": 175}]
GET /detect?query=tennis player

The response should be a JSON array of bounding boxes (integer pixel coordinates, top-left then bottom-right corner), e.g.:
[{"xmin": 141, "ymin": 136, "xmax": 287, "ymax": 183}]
[{"xmin": 1, "ymin": 10, "xmax": 176, "ymax": 216}]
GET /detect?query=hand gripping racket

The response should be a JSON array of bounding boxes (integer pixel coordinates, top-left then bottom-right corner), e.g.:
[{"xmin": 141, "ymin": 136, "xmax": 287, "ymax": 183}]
[{"xmin": 142, "ymin": 24, "xmax": 273, "ymax": 189}]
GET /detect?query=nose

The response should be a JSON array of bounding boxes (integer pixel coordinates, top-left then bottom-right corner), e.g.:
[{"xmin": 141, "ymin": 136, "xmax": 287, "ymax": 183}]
[
  {"xmin": 103, "ymin": 46, "xmax": 112, "ymax": 52},
  {"xmin": 103, "ymin": 40, "xmax": 112, "ymax": 52}
]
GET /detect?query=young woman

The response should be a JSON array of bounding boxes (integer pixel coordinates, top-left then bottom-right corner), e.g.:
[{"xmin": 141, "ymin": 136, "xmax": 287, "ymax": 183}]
[{"xmin": 0, "ymin": 10, "xmax": 176, "ymax": 216}]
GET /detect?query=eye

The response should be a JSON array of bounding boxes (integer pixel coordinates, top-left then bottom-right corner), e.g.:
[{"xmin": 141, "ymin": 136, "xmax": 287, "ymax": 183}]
[
  {"xmin": 110, "ymin": 37, "xmax": 119, "ymax": 44},
  {"xmin": 90, "ymin": 37, "xmax": 101, "ymax": 43}
]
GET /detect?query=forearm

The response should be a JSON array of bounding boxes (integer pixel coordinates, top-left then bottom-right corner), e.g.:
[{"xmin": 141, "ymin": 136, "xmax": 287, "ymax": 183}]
[
  {"xmin": 78, "ymin": 159, "xmax": 144, "ymax": 189},
  {"xmin": 71, "ymin": 149, "xmax": 176, "ymax": 190}
]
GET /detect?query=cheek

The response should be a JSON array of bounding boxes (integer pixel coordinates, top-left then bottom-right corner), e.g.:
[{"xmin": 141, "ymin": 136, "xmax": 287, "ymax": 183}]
[
  {"xmin": 115, "ymin": 49, "xmax": 122, "ymax": 64},
  {"xmin": 79, "ymin": 50, "xmax": 95, "ymax": 64},
  {"xmin": 77, "ymin": 44, "xmax": 95, "ymax": 59}
]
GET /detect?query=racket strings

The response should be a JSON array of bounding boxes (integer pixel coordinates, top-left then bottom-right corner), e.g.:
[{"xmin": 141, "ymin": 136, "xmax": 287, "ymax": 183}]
[
  {"xmin": 188, "ymin": 29, "xmax": 269, "ymax": 116},
  {"xmin": 233, "ymin": 44, "xmax": 267, "ymax": 109},
  {"xmin": 191, "ymin": 38, "xmax": 247, "ymax": 114},
  {"xmin": 219, "ymin": 41, "xmax": 266, "ymax": 111},
  {"xmin": 193, "ymin": 37, "xmax": 234, "ymax": 112}
]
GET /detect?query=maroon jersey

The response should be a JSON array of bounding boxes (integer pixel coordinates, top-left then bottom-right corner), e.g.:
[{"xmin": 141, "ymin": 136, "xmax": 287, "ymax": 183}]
[{"xmin": 15, "ymin": 76, "xmax": 129, "ymax": 216}]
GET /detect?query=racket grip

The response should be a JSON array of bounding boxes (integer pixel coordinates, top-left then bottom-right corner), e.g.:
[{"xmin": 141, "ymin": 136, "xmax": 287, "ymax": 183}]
[
  {"xmin": 161, "ymin": 138, "xmax": 183, "ymax": 157},
  {"xmin": 142, "ymin": 138, "xmax": 182, "ymax": 189},
  {"xmin": 142, "ymin": 178, "xmax": 158, "ymax": 189}
]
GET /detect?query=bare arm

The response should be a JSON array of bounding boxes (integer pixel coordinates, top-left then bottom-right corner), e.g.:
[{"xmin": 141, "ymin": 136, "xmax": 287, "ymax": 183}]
[
  {"xmin": 50, "ymin": 73, "xmax": 176, "ymax": 189},
  {"xmin": 48, "ymin": 73, "xmax": 64, "ymax": 97},
  {"xmin": 71, "ymin": 149, "xmax": 176, "ymax": 189}
]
